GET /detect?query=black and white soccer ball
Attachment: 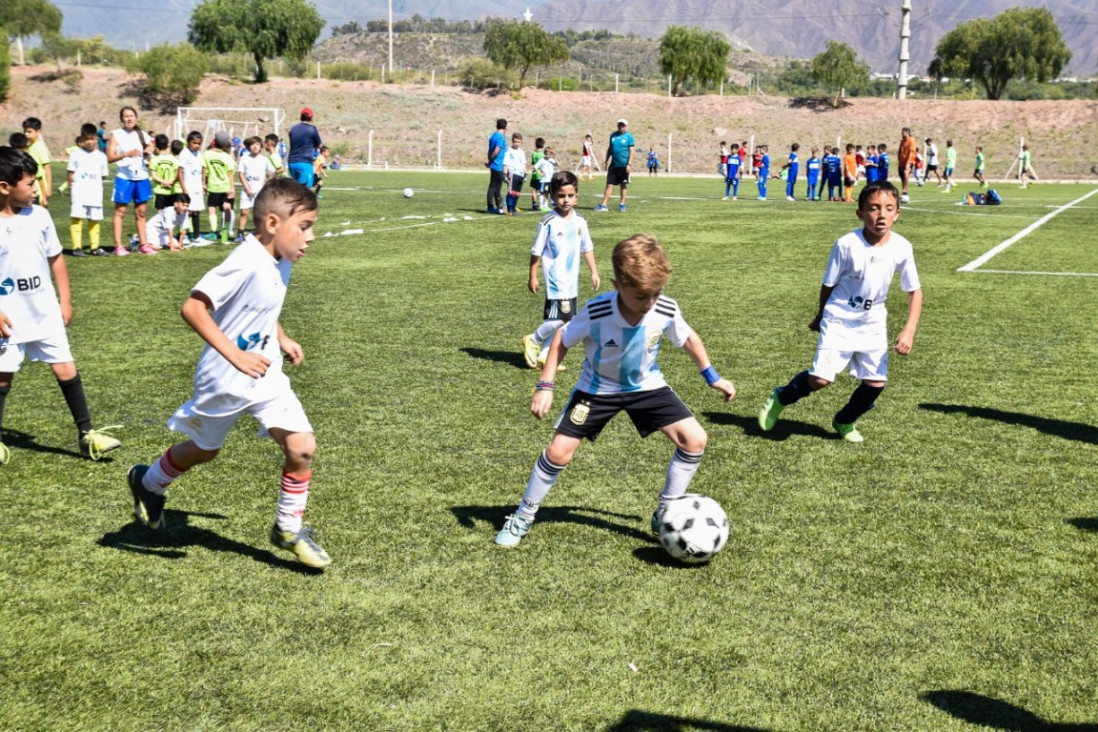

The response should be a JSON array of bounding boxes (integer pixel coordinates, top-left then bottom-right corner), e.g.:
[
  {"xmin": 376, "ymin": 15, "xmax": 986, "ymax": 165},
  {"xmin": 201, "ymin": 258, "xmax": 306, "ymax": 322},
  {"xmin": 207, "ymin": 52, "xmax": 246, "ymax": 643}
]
[{"xmin": 657, "ymin": 494, "xmax": 729, "ymax": 564}]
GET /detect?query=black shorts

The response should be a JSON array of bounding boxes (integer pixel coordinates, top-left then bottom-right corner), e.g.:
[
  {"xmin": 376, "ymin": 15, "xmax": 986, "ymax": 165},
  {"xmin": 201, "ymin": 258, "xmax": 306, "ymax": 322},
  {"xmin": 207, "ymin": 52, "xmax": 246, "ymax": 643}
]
[
  {"xmin": 153, "ymin": 193, "xmax": 174, "ymax": 210},
  {"xmin": 926, "ymin": 164, "xmax": 938, "ymax": 173},
  {"xmin": 554, "ymin": 386, "xmax": 694, "ymax": 442},
  {"xmin": 543, "ymin": 297, "xmax": 578, "ymax": 323},
  {"xmin": 207, "ymin": 191, "xmax": 233, "ymax": 209},
  {"xmin": 606, "ymin": 166, "xmax": 630, "ymax": 187}
]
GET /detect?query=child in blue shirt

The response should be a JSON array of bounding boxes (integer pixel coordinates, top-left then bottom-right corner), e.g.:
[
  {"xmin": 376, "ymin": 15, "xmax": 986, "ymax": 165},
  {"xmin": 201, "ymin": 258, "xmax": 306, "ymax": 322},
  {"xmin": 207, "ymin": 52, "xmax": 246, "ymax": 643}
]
[
  {"xmin": 783, "ymin": 143, "xmax": 800, "ymax": 201},
  {"xmin": 756, "ymin": 145, "xmax": 770, "ymax": 201},
  {"xmin": 723, "ymin": 143, "xmax": 742, "ymax": 200},
  {"xmin": 876, "ymin": 144, "xmax": 890, "ymax": 182},
  {"xmin": 822, "ymin": 146, "xmax": 843, "ymax": 202},
  {"xmin": 864, "ymin": 145, "xmax": 878, "ymax": 184},
  {"xmin": 805, "ymin": 148, "xmax": 821, "ymax": 201}
]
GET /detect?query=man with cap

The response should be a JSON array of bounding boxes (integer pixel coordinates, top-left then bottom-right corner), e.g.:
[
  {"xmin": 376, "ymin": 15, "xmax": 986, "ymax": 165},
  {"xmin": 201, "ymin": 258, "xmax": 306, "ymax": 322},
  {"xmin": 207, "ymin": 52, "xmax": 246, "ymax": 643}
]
[
  {"xmin": 288, "ymin": 107, "xmax": 322, "ymax": 188},
  {"xmin": 595, "ymin": 119, "xmax": 635, "ymax": 213}
]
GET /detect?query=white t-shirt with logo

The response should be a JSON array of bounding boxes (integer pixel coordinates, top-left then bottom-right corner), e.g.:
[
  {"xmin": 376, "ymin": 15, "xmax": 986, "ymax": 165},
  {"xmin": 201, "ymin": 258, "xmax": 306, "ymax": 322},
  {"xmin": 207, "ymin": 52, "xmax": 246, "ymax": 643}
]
[
  {"xmin": 145, "ymin": 207, "xmax": 191, "ymax": 244},
  {"xmin": 531, "ymin": 210, "xmax": 593, "ymax": 300},
  {"xmin": 238, "ymin": 152, "xmax": 276, "ymax": 204},
  {"xmin": 67, "ymin": 147, "xmax": 109, "ymax": 210},
  {"xmin": 187, "ymin": 236, "xmax": 294, "ymax": 416},
  {"xmin": 0, "ymin": 206, "xmax": 64, "ymax": 344},
  {"xmin": 561, "ymin": 290, "xmax": 693, "ymax": 395},
  {"xmin": 110, "ymin": 128, "xmax": 150, "ymax": 181},
  {"xmin": 179, "ymin": 147, "xmax": 205, "ymax": 196}
]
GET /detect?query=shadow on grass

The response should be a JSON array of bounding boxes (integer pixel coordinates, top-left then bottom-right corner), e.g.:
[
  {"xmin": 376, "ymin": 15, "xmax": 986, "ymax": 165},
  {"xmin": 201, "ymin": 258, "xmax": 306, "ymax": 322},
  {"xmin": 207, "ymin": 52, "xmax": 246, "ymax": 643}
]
[
  {"xmin": 921, "ymin": 689, "xmax": 1098, "ymax": 731},
  {"xmin": 701, "ymin": 411, "xmax": 834, "ymax": 441},
  {"xmin": 631, "ymin": 545, "xmax": 713, "ymax": 570},
  {"xmin": 608, "ymin": 709, "xmax": 770, "ymax": 731},
  {"xmin": 98, "ymin": 509, "xmax": 319, "ymax": 574},
  {"xmin": 919, "ymin": 403, "xmax": 1098, "ymax": 445},
  {"xmin": 1066, "ymin": 518, "xmax": 1098, "ymax": 533},
  {"xmin": 461, "ymin": 347, "xmax": 529, "ymax": 370},
  {"xmin": 0, "ymin": 427, "xmax": 90, "ymax": 460},
  {"xmin": 451, "ymin": 504, "xmax": 656, "ymax": 543}
]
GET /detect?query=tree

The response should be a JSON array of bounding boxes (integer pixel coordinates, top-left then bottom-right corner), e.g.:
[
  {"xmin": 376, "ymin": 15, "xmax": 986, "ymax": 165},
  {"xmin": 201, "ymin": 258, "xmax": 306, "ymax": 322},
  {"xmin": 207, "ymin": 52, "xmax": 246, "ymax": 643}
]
[
  {"xmin": 483, "ymin": 20, "xmax": 568, "ymax": 88},
  {"xmin": 189, "ymin": 0, "xmax": 323, "ymax": 83},
  {"xmin": 929, "ymin": 7, "xmax": 1071, "ymax": 101},
  {"xmin": 126, "ymin": 43, "xmax": 209, "ymax": 104},
  {"xmin": 658, "ymin": 25, "xmax": 729, "ymax": 96},
  {"xmin": 0, "ymin": 0, "xmax": 62, "ymax": 64},
  {"xmin": 811, "ymin": 41, "xmax": 870, "ymax": 107},
  {"xmin": 0, "ymin": 30, "xmax": 10, "ymax": 100}
]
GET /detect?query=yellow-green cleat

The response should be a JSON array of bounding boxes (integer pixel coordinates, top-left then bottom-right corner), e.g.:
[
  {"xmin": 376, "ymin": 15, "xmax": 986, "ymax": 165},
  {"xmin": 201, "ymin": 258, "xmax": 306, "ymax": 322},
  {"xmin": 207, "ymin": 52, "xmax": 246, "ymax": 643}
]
[
  {"xmin": 270, "ymin": 524, "xmax": 332, "ymax": 569},
  {"xmin": 758, "ymin": 388, "xmax": 784, "ymax": 431},
  {"xmin": 521, "ymin": 335, "xmax": 540, "ymax": 369},
  {"xmin": 832, "ymin": 419, "xmax": 864, "ymax": 443},
  {"xmin": 127, "ymin": 464, "xmax": 165, "ymax": 530},
  {"xmin": 80, "ymin": 426, "xmax": 122, "ymax": 461},
  {"xmin": 0, "ymin": 442, "xmax": 11, "ymax": 465}
]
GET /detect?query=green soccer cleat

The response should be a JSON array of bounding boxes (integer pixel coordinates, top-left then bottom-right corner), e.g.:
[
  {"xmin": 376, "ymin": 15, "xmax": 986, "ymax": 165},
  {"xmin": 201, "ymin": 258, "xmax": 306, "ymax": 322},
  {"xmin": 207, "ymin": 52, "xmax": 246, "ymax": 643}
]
[
  {"xmin": 270, "ymin": 524, "xmax": 332, "ymax": 569},
  {"xmin": 832, "ymin": 419, "xmax": 864, "ymax": 443},
  {"xmin": 127, "ymin": 464, "xmax": 166, "ymax": 530},
  {"xmin": 521, "ymin": 335, "xmax": 540, "ymax": 369},
  {"xmin": 0, "ymin": 442, "xmax": 11, "ymax": 466},
  {"xmin": 758, "ymin": 389, "xmax": 785, "ymax": 432},
  {"xmin": 80, "ymin": 426, "xmax": 122, "ymax": 461},
  {"xmin": 495, "ymin": 513, "xmax": 533, "ymax": 547},
  {"xmin": 650, "ymin": 504, "xmax": 667, "ymax": 535}
]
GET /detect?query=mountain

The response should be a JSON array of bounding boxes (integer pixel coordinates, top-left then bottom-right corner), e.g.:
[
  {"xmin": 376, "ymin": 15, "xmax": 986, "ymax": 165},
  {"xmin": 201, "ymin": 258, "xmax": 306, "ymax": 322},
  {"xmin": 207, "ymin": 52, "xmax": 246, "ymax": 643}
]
[{"xmin": 60, "ymin": 0, "xmax": 1096, "ymax": 75}]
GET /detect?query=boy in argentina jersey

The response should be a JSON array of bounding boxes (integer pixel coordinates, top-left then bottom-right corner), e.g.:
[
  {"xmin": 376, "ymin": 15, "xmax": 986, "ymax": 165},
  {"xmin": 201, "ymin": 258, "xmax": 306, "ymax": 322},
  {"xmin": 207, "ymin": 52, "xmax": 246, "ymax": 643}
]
[
  {"xmin": 758, "ymin": 181, "xmax": 922, "ymax": 443},
  {"xmin": 521, "ymin": 171, "xmax": 601, "ymax": 368},
  {"xmin": 497, "ymin": 234, "xmax": 736, "ymax": 548},
  {"xmin": 126, "ymin": 179, "xmax": 332, "ymax": 570}
]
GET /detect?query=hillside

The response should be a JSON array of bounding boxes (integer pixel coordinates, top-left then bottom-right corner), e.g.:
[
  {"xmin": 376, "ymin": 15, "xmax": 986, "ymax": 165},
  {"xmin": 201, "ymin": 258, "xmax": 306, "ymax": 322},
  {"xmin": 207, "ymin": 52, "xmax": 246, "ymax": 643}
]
[{"xmin": 2, "ymin": 66, "xmax": 1096, "ymax": 179}]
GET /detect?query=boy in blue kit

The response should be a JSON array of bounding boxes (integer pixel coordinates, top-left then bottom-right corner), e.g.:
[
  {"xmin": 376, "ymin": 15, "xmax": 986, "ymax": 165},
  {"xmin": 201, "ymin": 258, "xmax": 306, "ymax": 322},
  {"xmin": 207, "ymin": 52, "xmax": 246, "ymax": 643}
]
[
  {"xmin": 0, "ymin": 147, "xmax": 121, "ymax": 464},
  {"xmin": 521, "ymin": 171, "xmax": 601, "ymax": 368},
  {"xmin": 783, "ymin": 143, "xmax": 800, "ymax": 201},
  {"xmin": 805, "ymin": 148, "xmax": 821, "ymax": 201},
  {"xmin": 757, "ymin": 180, "xmax": 922, "ymax": 443},
  {"xmin": 497, "ymin": 234, "xmax": 736, "ymax": 547},
  {"xmin": 864, "ymin": 145, "xmax": 878, "ymax": 184},
  {"xmin": 722, "ymin": 143, "xmax": 742, "ymax": 200},
  {"xmin": 876, "ymin": 144, "xmax": 890, "ymax": 182},
  {"xmin": 756, "ymin": 145, "xmax": 770, "ymax": 200},
  {"xmin": 824, "ymin": 147, "xmax": 844, "ymax": 201},
  {"xmin": 125, "ymin": 178, "xmax": 331, "ymax": 570}
]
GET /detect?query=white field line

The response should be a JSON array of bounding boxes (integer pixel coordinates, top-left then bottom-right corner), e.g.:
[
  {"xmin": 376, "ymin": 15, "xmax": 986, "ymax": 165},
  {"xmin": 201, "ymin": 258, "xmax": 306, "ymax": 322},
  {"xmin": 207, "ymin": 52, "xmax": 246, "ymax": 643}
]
[
  {"xmin": 966, "ymin": 269, "xmax": 1098, "ymax": 277},
  {"xmin": 957, "ymin": 188, "xmax": 1098, "ymax": 272}
]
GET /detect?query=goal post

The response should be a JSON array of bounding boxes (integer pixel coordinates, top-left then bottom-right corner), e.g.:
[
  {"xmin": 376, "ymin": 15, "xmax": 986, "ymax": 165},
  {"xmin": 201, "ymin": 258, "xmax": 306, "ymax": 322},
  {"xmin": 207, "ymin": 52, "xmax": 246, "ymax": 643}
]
[{"xmin": 174, "ymin": 107, "xmax": 287, "ymax": 143}]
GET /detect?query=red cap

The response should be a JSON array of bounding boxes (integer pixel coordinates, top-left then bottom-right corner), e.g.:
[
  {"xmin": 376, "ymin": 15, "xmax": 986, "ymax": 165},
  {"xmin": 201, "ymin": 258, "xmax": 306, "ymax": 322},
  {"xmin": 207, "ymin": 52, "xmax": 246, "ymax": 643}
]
[{"xmin": 300, "ymin": 107, "xmax": 314, "ymax": 120}]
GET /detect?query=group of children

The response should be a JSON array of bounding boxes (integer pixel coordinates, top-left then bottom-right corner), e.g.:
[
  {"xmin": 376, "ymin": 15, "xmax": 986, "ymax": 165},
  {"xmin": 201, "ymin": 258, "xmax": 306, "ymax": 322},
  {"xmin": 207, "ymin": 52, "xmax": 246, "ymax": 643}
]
[{"xmin": 502, "ymin": 133, "xmax": 562, "ymax": 215}]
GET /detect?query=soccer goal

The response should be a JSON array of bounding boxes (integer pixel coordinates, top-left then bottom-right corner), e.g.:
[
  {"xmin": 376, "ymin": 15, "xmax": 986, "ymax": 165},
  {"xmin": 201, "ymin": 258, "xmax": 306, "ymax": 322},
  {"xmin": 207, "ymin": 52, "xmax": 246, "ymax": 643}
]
[{"xmin": 174, "ymin": 107, "xmax": 287, "ymax": 143}]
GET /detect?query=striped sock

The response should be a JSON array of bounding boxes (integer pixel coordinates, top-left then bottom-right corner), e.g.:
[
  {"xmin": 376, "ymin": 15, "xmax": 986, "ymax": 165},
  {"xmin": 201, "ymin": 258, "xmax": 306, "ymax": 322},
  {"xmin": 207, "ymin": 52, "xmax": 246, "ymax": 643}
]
[
  {"xmin": 518, "ymin": 450, "xmax": 566, "ymax": 517},
  {"xmin": 143, "ymin": 446, "xmax": 186, "ymax": 495},
  {"xmin": 659, "ymin": 447, "xmax": 704, "ymax": 504},
  {"xmin": 276, "ymin": 470, "xmax": 311, "ymax": 534}
]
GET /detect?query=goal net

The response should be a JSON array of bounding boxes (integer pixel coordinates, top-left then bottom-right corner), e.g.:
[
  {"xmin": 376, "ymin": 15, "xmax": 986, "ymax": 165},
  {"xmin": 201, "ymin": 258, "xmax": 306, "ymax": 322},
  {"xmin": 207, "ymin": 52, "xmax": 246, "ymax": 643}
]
[{"xmin": 174, "ymin": 107, "xmax": 287, "ymax": 143}]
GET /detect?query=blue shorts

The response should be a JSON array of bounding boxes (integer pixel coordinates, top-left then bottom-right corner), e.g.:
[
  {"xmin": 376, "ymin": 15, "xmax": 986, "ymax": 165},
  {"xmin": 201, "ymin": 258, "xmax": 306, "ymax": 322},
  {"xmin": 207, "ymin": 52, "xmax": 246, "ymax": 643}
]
[
  {"xmin": 289, "ymin": 162, "xmax": 315, "ymax": 188},
  {"xmin": 112, "ymin": 178, "xmax": 152, "ymax": 205}
]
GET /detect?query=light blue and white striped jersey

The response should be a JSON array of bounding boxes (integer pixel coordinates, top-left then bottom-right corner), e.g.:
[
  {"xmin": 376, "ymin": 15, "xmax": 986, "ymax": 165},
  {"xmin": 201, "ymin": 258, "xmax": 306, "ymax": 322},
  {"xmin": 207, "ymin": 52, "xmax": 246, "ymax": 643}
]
[
  {"xmin": 561, "ymin": 291, "xmax": 694, "ymax": 395},
  {"xmin": 531, "ymin": 210, "xmax": 593, "ymax": 300}
]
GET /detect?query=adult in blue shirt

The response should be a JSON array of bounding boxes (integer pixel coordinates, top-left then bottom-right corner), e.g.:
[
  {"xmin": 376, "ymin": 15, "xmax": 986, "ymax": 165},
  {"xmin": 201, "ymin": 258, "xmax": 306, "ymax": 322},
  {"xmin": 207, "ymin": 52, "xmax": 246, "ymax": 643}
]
[
  {"xmin": 595, "ymin": 119, "xmax": 635, "ymax": 213},
  {"xmin": 485, "ymin": 118, "xmax": 507, "ymax": 214},
  {"xmin": 288, "ymin": 107, "xmax": 322, "ymax": 188}
]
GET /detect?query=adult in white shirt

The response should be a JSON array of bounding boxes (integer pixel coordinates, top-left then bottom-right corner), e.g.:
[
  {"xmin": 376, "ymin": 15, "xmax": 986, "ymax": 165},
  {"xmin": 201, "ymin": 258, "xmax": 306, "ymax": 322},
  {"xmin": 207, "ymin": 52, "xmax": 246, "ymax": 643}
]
[{"xmin": 106, "ymin": 106, "xmax": 155, "ymax": 256}]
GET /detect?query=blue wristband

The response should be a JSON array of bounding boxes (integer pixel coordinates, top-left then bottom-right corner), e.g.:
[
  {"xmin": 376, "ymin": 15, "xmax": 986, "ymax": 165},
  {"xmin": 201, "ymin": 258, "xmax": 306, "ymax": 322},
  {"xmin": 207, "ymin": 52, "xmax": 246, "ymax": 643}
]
[{"xmin": 700, "ymin": 365, "xmax": 720, "ymax": 386}]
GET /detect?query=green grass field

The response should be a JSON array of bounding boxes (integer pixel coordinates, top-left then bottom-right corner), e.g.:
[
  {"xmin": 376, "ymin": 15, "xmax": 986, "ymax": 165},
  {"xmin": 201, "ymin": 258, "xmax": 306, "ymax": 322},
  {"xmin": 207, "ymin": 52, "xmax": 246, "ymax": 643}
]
[{"xmin": 3, "ymin": 169, "xmax": 1097, "ymax": 731}]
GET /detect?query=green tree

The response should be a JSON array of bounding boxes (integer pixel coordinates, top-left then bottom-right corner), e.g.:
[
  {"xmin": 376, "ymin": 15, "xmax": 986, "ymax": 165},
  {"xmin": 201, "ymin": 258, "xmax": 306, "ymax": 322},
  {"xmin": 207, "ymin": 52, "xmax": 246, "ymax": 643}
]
[
  {"xmin": 0, "ymin": 0, "xmax": 62, "ymax": 64},
  {"xmin": 658, "ymin": 25, "xmax": 729, "ymax": 96},
  {"xmin": 189, "ymin": 0, "xmax": 323, "ymax": 83},
  {"xmin": 0, "ymin": 28, "xmax": 10, "ymax": 99},
  {"xmin": 126, "ymin": 43, "xmax": 209, "ymax": 103},
  {"xmin": 811, "ymin": 41, "xmax": 870, "ymax": 107},
  {"xmin": 929, "ymin": 7, "xmax": 1071, "ymax": 100},
  {"xmin": 483, "ymin": 20, "xmax": 568, "ymax": 88}
]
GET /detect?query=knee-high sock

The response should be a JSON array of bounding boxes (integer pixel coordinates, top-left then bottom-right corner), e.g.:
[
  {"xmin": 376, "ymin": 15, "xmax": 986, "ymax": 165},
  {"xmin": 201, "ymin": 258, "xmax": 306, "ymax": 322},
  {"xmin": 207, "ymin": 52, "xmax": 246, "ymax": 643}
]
[
  {"xmin": 190, "ymin": 212, "xmax": 202, "ymax": 236},
  {"xmin": 834, "ymin": 383, "xmax": 885, "ymax": 425},
  {"xmin": 533, "ymin": 319, "xmax": 563, "ymax": 345},
  {"xmin": 143, "ymin": 445, "xmax": 188, "ymax": 494},
  {"xmin": 777, "ymin": 370, "xmax": 814, "ymax": 406},
  {"xmin": 70, "ymin": 218, "xmax": 84, "ymax": 250},
  {"xmin": 659, "ymin": 448, "xmax": 704, "ymax": 504},
  {"xmin": 518, "ymin": 450, "xmax": 566, "ymax": 517},
  {"xmin": 0, "ymin": 384, "xmax": 10, "ymax": 434},
  {"xmin": 208, "ymin": 211, "xmax": 218, "ymax": 233},
  {"xmin": 276, "ymin": 470, "xmax": 311, "ymax": 533},
  {"xmin": 57, "ymin": 373, "xmax": 92, "ymax": 434},
  {"xmin": 88, "ymin": 220, "xmax": 101, "ymax": 249}
]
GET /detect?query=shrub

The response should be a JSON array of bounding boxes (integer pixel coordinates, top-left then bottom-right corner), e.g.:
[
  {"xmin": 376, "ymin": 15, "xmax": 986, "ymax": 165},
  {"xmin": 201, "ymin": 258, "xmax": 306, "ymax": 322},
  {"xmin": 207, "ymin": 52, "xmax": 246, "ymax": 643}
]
[{"xmin": 126, "ymin": 43, "xmax": 208, "ymax": 104}]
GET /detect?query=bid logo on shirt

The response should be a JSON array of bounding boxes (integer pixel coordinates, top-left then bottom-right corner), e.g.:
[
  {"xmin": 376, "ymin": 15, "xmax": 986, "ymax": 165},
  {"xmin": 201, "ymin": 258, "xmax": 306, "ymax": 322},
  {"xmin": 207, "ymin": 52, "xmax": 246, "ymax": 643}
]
[
  {"xmin": 237, "ymin": 332, "xmax": 269, "ymax": 351},
  {"xmin": 847, "ymin": 295, "xmax": 874, "ymax": 311},
  {"xmin": 0, "ymin": 276, "xmax": 41, "ymax": 295}
]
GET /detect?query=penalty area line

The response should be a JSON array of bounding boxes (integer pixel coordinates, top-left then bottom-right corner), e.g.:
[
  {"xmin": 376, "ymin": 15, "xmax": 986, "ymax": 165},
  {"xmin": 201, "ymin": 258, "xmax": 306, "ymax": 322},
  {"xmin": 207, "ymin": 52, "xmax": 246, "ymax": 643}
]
[
  {"xmin": 967, "ymin": 269, "xmax": 1098, "ymax": 278},
  {"xmin": 957, "ymin": 188, "xmax": 1098, "ymax": 272}
]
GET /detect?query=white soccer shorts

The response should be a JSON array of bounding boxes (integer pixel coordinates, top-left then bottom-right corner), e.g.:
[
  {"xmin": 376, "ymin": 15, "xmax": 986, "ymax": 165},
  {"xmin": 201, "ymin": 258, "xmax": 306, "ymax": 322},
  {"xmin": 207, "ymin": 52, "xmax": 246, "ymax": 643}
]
[
  {"xmin": 0, "ymin": 333, "xmax": 74, "ymax": 372},
  {"xmin": 167, "ymin": 390, "xmax": 313, "ymax": 451}
]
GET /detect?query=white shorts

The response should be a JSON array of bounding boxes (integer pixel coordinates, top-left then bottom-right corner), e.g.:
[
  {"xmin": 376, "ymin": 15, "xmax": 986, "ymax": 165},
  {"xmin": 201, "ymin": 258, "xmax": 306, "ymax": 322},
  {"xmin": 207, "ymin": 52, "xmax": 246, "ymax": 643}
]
[
  {"xmin": 238, "ymin": 190, "xmax": 258, "ymax": 211},
  {"xmin": 70, "ymin": 204, "xmax": 104, "ymax": 221},
  {"xmin": 167, "ymin": 391, "xmax": 313, "ymax": 451},
  {"xmin": 809, "ymin": 318, "xmax": 889, "ymax": 382},
  {"xmin": 0, "ymin": 333, "xmax": 74, "ymax": 372},
  {"xmin": 183, "ymin": 186, "xmax": 205, "ymax": 212},
  {"xmin": 581, "ymin": 155, "xmax": 593, "ymax": 167}
]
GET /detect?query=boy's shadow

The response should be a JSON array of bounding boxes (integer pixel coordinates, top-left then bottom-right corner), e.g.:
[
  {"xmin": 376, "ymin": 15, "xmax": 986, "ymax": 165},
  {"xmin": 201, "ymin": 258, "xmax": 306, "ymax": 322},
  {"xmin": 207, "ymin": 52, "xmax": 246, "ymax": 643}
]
[
  {"xmin": 461, "ymin": 347, "xmax": 528, "ymax": 370},
  {"xmin": 919, "ymin": 403, "xmax": 1098, "ymax": 445},
  {"xmin": 608, "ymin": 709, "xmax": 769, "ymax": 731},
  {"xmin": 98, "ymin": 510, "xmax": 317, "ymax": 574},
  {"xmin": 0, "ymin": 427, "xmax": 88, "ymax": 460},
  {"xmin": 701, "ymin": 411, "xmax": 834, "ymax": 441},
  {"xmin": 922, "ymin": 689, "xmax": 1098, "ymax": 731},
  {"xmin": 1066, "ymin": 518, "xmax": 1098, "ymax": 533},
  {"xmin": 452, "ymin": 504, "xmax": 656, "ymax": 544}
]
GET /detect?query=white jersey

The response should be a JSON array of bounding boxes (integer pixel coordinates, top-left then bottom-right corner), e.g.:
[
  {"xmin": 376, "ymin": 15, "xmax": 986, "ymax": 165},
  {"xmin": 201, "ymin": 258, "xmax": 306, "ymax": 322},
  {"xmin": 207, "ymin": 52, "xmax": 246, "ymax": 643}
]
[
  {"xmin": 67, "ymin": 148, "xmax": 109, "ymax": 209},
  {"xmin": 503, "ymin": 148, "xmax": 527, "ymax": 177},
  {"xmin": 531, "ymin": 210, "xmax": 593, "ymax": 300},
  {"xmin": 188, "ymin": 236, "xmax": 294, "ymax": 416},
  {"xmin": 821, "ymin": 229, "xmax": 920, "ymax": 332},
  {"xmin": 562, "ymin": 290, "xmax": 694, "ymax": 395},
  {"xmin": 926, "ymin": 144, "xmax": 939, "ymax": 166},
  {"xmin": 238, "ymin": 152, "xmax": 275, "ymax": 196},
  {"xmin": 145, "ymin": 207, "xmax": 190, "ymax": 242},
  {"xmin": 110, "ymin": 128, "xmax": 149, "ymax": 181},
  {"xmin": 178, "ymin": 147, "xmax": 205, "ymax": 195},
  {"xmin": 0, "ymin": 206, "xmax": 64, "ymax": 345},
  {"xmin": 535, "ymin": 156, "xmax": 556, "ymax": 181}
]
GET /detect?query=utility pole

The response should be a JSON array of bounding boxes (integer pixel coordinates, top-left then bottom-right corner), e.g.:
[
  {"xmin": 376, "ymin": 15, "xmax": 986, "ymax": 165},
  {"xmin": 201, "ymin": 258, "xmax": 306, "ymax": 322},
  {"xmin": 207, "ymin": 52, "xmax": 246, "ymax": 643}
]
[
  {"xmin": 388, "ymin": 0, "xmax": 394, "ymax": 74},
  {"xmin": 897, "ymin": 0, "xmax": 911, "ymax": 99}
]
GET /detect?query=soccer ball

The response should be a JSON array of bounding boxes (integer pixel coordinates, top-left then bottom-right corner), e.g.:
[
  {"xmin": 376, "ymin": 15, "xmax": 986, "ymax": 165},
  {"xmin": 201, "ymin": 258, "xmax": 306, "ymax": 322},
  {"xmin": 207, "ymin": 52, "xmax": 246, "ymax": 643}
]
[
  {"xmin": 403, "ymin": 187, "xmax": 414, "ymax": 198},
  {"xmin": 657, "ymin": 494, "xmax": 729, "ymax": 564}
]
